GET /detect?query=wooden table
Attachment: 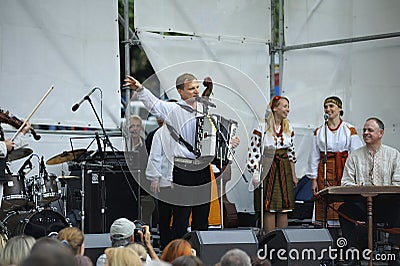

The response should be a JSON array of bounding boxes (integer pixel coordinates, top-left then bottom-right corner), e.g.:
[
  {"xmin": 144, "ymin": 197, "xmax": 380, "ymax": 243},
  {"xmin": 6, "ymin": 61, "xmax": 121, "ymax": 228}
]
[{"xmin": 317, "ymin": 186, "xmax": 400, "ymax": 266}]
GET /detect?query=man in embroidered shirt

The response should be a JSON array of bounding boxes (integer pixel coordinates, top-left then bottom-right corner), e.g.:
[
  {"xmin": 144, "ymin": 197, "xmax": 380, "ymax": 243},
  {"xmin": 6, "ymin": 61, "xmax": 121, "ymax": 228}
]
[{"xmin": 339, "ymin": 117, "xmax": 400, "ymax": 265}]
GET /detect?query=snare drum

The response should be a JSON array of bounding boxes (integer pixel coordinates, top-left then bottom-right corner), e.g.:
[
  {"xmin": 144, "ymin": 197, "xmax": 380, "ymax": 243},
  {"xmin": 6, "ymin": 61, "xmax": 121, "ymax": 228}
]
[
  {"xmin": 2, "ymin": 174, "xmax": 29, "ymax": 210},
  {"xmin": 2, "ymin": 209, "xmax": 69, "ymax": 238},
  {"xmin": 26, "ymin": 174, "xmax": 61, "ymax": 205}
]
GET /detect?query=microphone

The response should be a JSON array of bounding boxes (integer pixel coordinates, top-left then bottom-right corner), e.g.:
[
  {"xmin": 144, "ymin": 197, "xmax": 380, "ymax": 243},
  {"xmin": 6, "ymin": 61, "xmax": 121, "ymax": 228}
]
[
  {"xmin": 18, "ymin": 154, "xmax": 33, "ymax": 175},
  {"xmin": 324, "ymin": 113, "xmax": 329, "ymax": 121},
  {"xmin": 72, "ymin": 87, "xmax": 98, "ymax": 112},
  {"xmin": 40, "ymin": 155, "xmax": 48, "ymax": 180},
  {"xmin": 195, "ymin": 96, "xmax": 216, "ymax": 108},
  {"xmin": 95, "ymin": 132, "xmax": 103, "ymax": 159}
]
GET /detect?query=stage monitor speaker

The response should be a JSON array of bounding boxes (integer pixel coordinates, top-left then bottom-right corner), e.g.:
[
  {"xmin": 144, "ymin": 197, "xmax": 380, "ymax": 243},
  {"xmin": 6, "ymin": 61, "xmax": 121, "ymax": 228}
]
[
  {"xmin": 184, "ymin": 229, "xmax": 258, "ymax": 266},
  {"xmin": 84, "ymin": 233, "xmax": 111, "ymax": 264},
  {"xmin": 258, "ymin": 228, "xmax": 333, "ymax": 266}
]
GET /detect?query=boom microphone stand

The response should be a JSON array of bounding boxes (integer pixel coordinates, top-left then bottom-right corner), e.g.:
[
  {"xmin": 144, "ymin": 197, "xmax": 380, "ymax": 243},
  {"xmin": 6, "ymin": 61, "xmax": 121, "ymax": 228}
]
[{"xmin": 74, "ymin": 89, "xmax": 137, "ymax": 233}]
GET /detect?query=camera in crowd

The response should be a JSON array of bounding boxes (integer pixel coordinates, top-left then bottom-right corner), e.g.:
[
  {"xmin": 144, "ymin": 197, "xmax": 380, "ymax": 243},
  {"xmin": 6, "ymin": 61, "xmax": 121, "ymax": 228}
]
[{"xmin": 133, "ymin": 220, "xmax": 146, "ymax": 243}]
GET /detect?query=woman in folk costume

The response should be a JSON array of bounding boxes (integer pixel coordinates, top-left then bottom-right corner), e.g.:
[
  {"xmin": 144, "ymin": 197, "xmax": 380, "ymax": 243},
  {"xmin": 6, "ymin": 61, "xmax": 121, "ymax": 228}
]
[
  {"xmin": 247, "ymin": 95, "xmax": 298, "ymax": 234},
  {"xmin": 306, "ymin": 96, "xmax": 363, "ymax": 225}
]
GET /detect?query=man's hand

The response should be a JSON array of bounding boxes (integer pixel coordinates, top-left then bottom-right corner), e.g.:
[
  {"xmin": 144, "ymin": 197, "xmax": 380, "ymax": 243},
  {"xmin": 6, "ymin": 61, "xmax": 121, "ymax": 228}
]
[
  {"xmin": 312, "ymin": 179, "xmax": 318, "ymax": 194},
  {"xmin": 150, "ymin": 180, "xmax": 160, "ymax": 193},
  {"xmin": 202, "ymin": 76, "xmax": 213, "ymax": 97},
  {"xmin": 230, "ymin": 136, "xmax": 240, "ymax": 149},
  {"xmin": 21, "ymin": 121, "xmax": 31, "ymax": 135},
  {"xmin": 4, "ymin": 139, "xmax": 14, "ymax": 152},
  {"xmin": 123, "ymin": 75, "xmax": 143, "ymax": 91}
]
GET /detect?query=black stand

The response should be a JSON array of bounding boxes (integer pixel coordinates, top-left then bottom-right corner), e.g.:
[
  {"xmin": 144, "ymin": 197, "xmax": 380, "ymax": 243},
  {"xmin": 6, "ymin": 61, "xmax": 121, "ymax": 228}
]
[
  {"xmin": 85, "ymin": 96, "xmax": 137, "ymax": 233},
  {"xmin": 323, "ymin": 116, "xmax": 328, "ymax": 188}
]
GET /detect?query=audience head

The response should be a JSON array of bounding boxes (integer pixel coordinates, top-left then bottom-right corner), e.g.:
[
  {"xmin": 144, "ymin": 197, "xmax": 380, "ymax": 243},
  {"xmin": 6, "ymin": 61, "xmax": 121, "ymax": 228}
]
[
  {"xmin": 104, "ymin": 247, "xmax": 142, "ymax": 266},
  {"xmin": 0, "ymin": 235, "xmax": 36, "ymax": 265},
  {"xmin": 57, "ymin": 226, "xmax": 85, "ymax": 255},
  {"xmin": 160, "ymin": 239, "xmax": 193, "ymax": 263},
  {"xmin": 110, "ymin": 217, "xmax": 136, "ymax": 247},
  {"xmin": 21, "ymin": 236, "xmax": 75, "ymax": 266},
  {"xmin": 220, "ymin": 248, "xmax": 251, "ymax": 266},
  {"xmin": 171, "ymin": 255, "xmax": 204, "ymax": 266},
  {"xmin": 75, "ymin": 255, "xmax": 94, "ymax": 266}
]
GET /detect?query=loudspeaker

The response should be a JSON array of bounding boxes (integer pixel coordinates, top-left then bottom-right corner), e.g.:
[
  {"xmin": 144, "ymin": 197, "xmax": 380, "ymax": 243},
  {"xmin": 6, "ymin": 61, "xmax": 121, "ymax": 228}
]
[
  {"xmin": 258, "ymin": 228, "xmax": 333, "ymax": 266},
  {"xmin": 84, "ymin": 233, "xmax": 111, "ymax": 264},
  {"xmin": 184, "ymin": 229, "xmax": 258, "ymax": 266},
  {"xmin": 69, "ymin": 166, "xmax": 139, "ymax": 233}
]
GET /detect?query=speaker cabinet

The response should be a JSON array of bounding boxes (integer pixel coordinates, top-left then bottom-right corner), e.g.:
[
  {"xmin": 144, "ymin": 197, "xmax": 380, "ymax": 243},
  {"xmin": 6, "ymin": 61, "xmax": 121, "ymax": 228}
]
[
  {"xmin": 258, "ymin": 228, "xmax": 333, "ymax": 266},
  {"xmin": 84, "ymin": 233, "xmax": 111, "ymax": 264},
  {"xmin": 184, "ymin": 229, "xmax": 258, "ymax": 266},
  {"xmin": 69, "ymin": 165, "xmax": 139, "ymax": 233}
]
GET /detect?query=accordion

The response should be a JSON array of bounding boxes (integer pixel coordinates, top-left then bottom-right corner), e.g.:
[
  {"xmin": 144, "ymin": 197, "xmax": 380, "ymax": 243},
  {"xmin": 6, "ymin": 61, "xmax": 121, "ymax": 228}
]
[{"xmin": 195, "ymin": 114, "xmax": 238, "ymax": 165}]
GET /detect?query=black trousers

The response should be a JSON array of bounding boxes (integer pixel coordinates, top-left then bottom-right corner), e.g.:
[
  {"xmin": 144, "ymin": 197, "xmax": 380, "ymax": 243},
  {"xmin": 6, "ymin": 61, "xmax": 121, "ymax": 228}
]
[
  {"xmin": 158, "ymin": 187, "xmax": 174, "ymax": 249},
  {"xmin": 339, "ymin": 197, "xmax": 400, "ymax": 250},
  {"xmin": 171, "ymin": 166, "xmax": 211, "ymax": 240}
]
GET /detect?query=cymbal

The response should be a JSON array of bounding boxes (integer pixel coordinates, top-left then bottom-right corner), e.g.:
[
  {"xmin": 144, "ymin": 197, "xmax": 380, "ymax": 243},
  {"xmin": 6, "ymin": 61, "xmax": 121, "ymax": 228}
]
[
  {"xmin": 46, "ymin": 149, "xmax": 87, "ymax": 165},
  {"xmin": 58, "ymin": 175, "xmax": 80, "ymax": 179},
  {"xmin": 8, "ymin": 147, "xmax": 33, "ymax": 161}
]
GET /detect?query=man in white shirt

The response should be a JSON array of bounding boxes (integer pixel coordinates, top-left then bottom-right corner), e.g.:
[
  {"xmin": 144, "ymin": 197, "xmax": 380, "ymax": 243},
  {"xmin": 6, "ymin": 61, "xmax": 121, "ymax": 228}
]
[{"xmin": 339, "ymin": 117, "xmax": 400, "ymax": 266}]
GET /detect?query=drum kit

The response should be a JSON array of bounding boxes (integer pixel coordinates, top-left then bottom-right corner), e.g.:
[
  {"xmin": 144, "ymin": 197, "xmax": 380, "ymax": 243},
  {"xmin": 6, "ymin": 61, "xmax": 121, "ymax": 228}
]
[{"xmin": 0, "ymin": 148, "xmax": 83, "ymax": 240}]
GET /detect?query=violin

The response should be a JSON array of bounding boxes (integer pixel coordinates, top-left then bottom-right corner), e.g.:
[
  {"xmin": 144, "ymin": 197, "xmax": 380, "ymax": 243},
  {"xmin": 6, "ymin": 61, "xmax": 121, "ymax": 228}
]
[{"xmin": 0, "ymin": 109, "xmax": 41, "ymax": 140}]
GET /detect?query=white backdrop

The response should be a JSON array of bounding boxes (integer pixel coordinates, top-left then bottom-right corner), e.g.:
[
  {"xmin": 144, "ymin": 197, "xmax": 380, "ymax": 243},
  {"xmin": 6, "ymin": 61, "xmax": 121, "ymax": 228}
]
[
  {"xmin": 284, "ymin": 0, "xmax": 400, "ymax": 177},
  {"xmin": 0, "ymin": 0, "xmax": 121, "ymax": 129}
]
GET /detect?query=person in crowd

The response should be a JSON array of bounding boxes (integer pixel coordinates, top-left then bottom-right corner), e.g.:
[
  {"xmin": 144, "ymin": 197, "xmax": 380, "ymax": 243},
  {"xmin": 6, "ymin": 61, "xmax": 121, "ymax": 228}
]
[
  {"xmin": 128, "ymin": 115, "xmax": 155, "ymax": 226},
  {"xmin": 124, "ymin": 74, "xmax": 239, "ymax": 240},
  {"xmin": 57, "ymin": 226, "xmax": 85, "ymax": 255},
  {"xmin": 74, "ymin": 255, "xmax": 93, "ymax": 266},
  {"xmin": 126, "ymin": 243, "xmax": 150, "ymax": 262},
  {"xmin": 22, "ymin": 237, "xmax": 75, "ymax": 266},
  {"xmin": 160, "ymin": 239, "xmax": 195, "ymax": 263},
  {"xmin": 171, "ymin": 255, "xmax": 204, "ymax": 266},
  {"xmin": 220, "ymin": 248, "xmax": 251, "ymax": 266},
  {"xmin": 247, "ymin": 95, "xmax": 298, "ymax": 234},
  {"xmin": 339, "ymin": 117, "xmax": 400, "ymax": 266},
  {"xmin": 0, "ymin": 235, "xmax": 36, "ymax": 265},
  {"xmin": 96, "ymin": 217, "xmax": 157, "ymax": 265},
  {"xmin": 0, "ymin": 121, "xmax": 30, "ymax": 208},
  {"xmin": 104, "ymin": 247, "xmax": 142, "ymax": 266},
  {"xmin": 306, "ymin": 96, "xmax": 363, "ymax": 225}
]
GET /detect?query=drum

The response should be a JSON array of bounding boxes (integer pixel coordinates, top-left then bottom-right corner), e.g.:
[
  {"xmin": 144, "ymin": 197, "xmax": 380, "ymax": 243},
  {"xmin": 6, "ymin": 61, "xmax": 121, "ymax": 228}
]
[
  {"xmin": 2, "ymin": 174, "xmax": 29, "ymax": 210},
  {"xmin": 41, "ymin": 173, "xmax": 61, "ymax": 204},
  {"xmin": 26, "ymin": 174, "xmax": 61, "ymax": 205},
  {"xmin": 2, "ymin": 209, "xmax": 69, "ymax": 238}
]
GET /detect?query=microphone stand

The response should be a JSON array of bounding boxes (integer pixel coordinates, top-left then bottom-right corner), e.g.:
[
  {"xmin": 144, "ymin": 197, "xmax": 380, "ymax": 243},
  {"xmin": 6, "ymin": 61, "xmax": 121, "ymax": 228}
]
[
  {"xmin": 323, "ymin": 117, "xmax": 328, "ymax": 188},
  {"xmin": 85, "ymin": 96, "xmax": 138, "ymax": 233}
]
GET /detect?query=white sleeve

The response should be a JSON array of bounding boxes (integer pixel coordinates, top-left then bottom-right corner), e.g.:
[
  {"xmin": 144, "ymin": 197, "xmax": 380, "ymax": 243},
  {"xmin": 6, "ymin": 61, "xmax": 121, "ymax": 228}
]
[
  {"xmin": 305, "ymin": 131, "xmax": 320, "ymax": 179},
  {"xmin": 145, "ymin": 130, "xmax": 163, "ymax": 181},
  {"xmin": 0, "ymin": 141, "xmax": 7, "ymax": 158}
]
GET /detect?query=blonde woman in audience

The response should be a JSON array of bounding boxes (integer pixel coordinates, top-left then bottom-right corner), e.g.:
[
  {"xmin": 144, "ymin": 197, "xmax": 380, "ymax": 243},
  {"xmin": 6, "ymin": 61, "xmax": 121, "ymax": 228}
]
[
  {"xmin": 104, "ymin": 247, "xmax": 142, "ymax": 266},
  {"xmin": 0, "ymin": 235, "xmax": 36, "ymax": 265}
]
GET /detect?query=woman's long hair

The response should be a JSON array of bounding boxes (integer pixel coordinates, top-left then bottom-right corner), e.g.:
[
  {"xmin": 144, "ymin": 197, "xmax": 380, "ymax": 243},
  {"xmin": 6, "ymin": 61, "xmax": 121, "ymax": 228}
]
[{"xmin": 265, "ymin": 95, "xmax": 291, "ymax": 136}]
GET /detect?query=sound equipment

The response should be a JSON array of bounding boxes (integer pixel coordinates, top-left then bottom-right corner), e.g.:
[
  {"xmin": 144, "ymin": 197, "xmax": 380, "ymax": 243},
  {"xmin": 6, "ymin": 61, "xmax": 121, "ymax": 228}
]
[
  {"xmin": 258, "ymin": 228, "xmax": 333, "ymax": 266},
  {"xmin": 84, "ymin": 233, "xmax": 111, "ymax": 264},
  {"xmin": 184, "ymin": 229, "xmax": 258, "ymax": 266},
  {"xmin": 69, "ymin": 151, "xmax": 140, "ymax": 233}
]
